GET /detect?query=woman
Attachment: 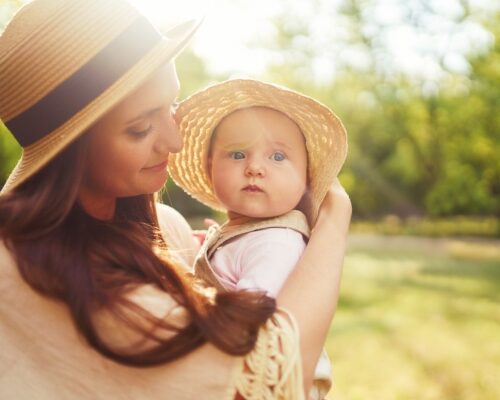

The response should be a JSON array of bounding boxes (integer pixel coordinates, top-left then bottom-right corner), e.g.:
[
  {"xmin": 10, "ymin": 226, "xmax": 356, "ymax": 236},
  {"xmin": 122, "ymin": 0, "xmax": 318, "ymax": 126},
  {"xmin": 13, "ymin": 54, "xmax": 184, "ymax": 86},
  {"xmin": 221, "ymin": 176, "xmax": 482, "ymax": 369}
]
[{"xmin": 0, "ymin": 0, "xmax": 351, "ymax": 399}]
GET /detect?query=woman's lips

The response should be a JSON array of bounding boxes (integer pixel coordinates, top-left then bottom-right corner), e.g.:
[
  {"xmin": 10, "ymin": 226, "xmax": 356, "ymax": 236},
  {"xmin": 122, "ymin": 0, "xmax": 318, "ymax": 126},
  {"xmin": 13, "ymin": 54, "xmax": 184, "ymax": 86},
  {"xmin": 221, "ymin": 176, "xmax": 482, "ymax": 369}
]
[{"xmin": 143, "ymin": 160, "xmax": 168, "ymax": 172}]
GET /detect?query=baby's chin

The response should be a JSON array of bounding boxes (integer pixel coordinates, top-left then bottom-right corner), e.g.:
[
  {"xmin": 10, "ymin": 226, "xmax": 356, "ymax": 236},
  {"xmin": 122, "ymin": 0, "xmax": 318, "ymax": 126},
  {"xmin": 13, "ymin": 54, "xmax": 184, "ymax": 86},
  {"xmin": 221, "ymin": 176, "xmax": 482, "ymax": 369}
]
[{"xmin": 227, "ymin": 208, "xmax": 292, "ymax": 221}]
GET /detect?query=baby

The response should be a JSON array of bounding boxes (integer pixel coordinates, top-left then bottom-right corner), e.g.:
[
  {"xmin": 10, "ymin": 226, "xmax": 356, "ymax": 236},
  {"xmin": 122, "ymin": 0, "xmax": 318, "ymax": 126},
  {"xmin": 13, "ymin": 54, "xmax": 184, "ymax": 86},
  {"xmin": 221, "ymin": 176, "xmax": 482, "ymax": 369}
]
[{"xmin": 169, "ymin": 79, "xmax": 347, "ymax": 399}]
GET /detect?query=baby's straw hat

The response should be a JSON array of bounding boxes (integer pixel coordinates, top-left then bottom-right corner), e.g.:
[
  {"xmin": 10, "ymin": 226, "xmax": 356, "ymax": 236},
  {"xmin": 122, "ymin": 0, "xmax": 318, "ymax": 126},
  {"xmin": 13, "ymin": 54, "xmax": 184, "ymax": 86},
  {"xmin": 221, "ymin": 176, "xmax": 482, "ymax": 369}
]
[
  {"xmin": 168, "ymin": 79, "xmax": 348, "ymax": 226},
  {"xmin": 0, "ymin": 0, "xmax": 200, "ymax": 195}
]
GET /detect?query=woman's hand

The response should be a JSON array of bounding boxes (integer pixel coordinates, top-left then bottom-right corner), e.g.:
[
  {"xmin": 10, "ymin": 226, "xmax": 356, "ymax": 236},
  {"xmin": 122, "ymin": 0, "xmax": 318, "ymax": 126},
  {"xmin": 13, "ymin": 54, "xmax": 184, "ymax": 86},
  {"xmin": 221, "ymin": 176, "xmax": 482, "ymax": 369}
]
[{"xmin": 314, "ymin": 178, "xmax": 352, "ymax": 236}]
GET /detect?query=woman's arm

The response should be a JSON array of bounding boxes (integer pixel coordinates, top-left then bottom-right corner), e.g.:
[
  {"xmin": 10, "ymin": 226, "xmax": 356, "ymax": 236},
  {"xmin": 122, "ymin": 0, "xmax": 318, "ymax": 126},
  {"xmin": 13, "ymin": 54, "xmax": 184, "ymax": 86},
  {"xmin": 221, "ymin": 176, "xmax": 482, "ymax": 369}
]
[{"xmin": 276, "ymin": 179, "xmax": 352, "ymax": 395}]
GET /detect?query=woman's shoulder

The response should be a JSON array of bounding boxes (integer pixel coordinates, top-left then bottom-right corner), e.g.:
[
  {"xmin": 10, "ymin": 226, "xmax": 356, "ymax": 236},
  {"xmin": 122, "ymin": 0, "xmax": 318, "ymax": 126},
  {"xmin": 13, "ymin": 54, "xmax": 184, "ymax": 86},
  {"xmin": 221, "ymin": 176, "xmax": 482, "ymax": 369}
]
[
  {"xmin": 156, "ymin": 202, "xmax": 187, "ymax": 222},
  {"xmin": 156, "ymin": 203, "xmax": 199, "ymax": 268},
  {"xmin": 156, "ymin": 203, "xmax": 191, "ymax": 237}
]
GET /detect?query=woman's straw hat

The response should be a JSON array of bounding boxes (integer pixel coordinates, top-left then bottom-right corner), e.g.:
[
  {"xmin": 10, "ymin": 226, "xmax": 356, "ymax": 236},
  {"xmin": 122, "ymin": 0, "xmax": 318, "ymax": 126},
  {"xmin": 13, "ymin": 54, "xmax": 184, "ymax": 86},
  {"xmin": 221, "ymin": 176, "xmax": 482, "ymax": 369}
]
[
  {"xmin": 0, "ymin": 0, "xmax": 200, "ymax": 195},
  {"xmin": 168, "ymin": 79, "xmax": 348, "ymax": 225}
]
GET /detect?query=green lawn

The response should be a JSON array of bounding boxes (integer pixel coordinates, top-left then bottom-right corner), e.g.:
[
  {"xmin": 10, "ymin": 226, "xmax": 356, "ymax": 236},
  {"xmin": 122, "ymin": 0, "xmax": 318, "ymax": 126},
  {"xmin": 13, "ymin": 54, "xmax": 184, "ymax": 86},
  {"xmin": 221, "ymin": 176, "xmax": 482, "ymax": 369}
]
[{"xmin": 326, "ymin": 234, "xmax": 500, "ymax": 400}]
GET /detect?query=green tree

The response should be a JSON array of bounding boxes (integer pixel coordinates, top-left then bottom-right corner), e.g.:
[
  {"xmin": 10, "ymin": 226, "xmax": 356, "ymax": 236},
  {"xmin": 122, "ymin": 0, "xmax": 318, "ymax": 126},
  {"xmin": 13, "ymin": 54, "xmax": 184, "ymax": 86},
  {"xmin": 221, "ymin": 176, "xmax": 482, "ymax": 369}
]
[
  {"xmin": 261, "ymin": 0, "xmax": 500, "ymax": 218},
  {"xmin": 424, "ymin": 14, "xmax": 500, "ymax": 216}
]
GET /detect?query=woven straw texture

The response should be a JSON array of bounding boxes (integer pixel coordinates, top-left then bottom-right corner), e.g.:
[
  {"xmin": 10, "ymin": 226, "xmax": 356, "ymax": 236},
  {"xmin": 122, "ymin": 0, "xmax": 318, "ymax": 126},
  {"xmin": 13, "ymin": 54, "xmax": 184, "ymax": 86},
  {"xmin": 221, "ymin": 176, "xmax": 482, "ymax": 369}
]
[
  {"xmin": 0, "ymin": 0, "xmax": 200, "ymax": 194},
  {"xmin": 168, "ymin": 79, "xmax": 348, "ymax": 225}
]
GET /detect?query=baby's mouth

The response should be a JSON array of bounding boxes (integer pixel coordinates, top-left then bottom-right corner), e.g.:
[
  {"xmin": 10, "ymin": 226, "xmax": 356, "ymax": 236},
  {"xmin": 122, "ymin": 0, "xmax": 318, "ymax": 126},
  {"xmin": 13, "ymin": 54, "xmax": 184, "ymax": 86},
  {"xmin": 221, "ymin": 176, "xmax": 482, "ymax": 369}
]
[{"xmin": 242, "ymin": 184, "xmax": 263, "ymax": 193}]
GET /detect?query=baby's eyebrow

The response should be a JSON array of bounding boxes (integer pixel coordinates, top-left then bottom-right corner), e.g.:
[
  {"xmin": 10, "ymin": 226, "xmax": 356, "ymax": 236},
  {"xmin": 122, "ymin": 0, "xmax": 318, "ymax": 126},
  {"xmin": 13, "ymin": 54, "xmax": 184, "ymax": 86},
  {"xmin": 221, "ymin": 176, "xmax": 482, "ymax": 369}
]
[
  {"xmin": 219, "ymin": 142, "xmax": 250, "ymax": 151},
  {"xmin": 272, "ymin": 141, "xmax": 293, "ymax": 150}
]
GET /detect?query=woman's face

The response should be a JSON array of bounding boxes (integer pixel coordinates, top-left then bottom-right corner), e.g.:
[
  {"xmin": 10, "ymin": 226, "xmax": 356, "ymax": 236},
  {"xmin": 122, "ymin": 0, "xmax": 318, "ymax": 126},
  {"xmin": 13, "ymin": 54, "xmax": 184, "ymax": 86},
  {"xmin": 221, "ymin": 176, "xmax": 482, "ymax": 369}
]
[{"xmin": 81, "ymin": 62, "xmax": 181, "ymax": 208}]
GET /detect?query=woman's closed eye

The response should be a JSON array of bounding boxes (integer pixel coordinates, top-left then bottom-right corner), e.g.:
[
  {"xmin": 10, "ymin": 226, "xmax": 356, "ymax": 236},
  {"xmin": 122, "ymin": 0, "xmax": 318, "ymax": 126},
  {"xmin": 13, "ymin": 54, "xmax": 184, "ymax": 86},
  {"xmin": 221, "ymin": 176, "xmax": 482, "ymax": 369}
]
[{"xmin": 127, "ymin": 122, "xmax": 153, "ymax": 138}]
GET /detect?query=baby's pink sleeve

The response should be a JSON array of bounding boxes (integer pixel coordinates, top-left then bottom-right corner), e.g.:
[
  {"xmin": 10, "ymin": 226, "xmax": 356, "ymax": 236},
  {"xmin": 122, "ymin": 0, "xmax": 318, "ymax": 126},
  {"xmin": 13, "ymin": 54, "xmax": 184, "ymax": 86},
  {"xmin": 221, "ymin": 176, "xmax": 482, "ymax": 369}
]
[{"xmin": 235, "ymin": 228, "xmax": 306, "ymax": 298}]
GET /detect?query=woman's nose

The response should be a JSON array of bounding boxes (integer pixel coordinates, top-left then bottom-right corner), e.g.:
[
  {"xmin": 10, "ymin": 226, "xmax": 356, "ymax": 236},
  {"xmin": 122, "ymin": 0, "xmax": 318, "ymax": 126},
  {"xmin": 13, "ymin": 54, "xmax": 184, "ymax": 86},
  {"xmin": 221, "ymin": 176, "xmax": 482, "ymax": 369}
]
[{"xmin": 155, "ymin": 111, "xmax": 182, "ymax": 154}]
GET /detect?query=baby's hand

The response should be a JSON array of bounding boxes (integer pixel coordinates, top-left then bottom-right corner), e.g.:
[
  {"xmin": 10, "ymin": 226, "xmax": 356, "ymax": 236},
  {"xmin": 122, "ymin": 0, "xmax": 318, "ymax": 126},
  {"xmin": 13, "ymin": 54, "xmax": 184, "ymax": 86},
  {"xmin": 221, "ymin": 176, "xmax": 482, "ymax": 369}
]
[
  {"xmin": 203, "ymin": 218, "xmax": 219, "ymax": 229},
  {"xmin": 192, "ymin": 218, "xmax": 219, "ymax": 245}
]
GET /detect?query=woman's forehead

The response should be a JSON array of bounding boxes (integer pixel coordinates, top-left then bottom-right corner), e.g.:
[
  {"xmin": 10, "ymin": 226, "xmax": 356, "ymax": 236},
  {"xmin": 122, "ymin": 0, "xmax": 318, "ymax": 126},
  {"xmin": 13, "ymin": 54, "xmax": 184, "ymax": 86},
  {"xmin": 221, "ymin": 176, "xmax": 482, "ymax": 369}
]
[{"xmin": 110, "ymin": 63, "xmax": 179, "ymax": 124}]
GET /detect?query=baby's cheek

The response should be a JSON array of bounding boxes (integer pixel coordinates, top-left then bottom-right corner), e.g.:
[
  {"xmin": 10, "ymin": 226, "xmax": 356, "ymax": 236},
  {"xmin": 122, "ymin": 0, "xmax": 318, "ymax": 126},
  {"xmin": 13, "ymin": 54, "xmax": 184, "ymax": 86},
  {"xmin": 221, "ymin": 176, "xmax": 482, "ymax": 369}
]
[
  {"xmin": 281, "ymin": 170, "xmax": 307, "ymax": 202},
  {"xmin": 287, "ymin": 167, "xmax": 307, "ymax": 186}
]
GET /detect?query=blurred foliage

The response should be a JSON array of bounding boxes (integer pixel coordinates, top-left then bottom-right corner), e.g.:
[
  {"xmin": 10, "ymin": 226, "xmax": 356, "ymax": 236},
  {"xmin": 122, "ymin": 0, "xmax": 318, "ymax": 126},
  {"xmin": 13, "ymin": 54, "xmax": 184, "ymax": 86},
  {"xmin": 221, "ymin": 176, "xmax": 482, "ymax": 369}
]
[
  {"xmin": 176, "ymin": 48, "xmax": 229, "ymax": 101},
  {"xmin": 0, "ymin": 0, "xmax": 25, "ymax": 31},
  {"xmin": 261, "ymin": 0, "xmax": 500, "ymax": 219},
  {"xmin": 1, "ymin": 0, "xmax": 499, "ymax": 227},
  {"xmin": 0, "ymin": 121, "xmax": 21, "ymax": 184}
]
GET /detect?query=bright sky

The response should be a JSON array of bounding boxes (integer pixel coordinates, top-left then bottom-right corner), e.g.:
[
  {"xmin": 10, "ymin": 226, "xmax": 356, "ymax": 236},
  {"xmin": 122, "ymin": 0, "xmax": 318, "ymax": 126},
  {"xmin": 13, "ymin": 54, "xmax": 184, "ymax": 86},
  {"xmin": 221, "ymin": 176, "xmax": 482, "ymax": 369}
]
[
  {"xmin": 2, "ymin": 0, "xmax": 497, "ymax": 81},
  {"xmin": 129, "ymin": 0, "xmax": 281, "ymax": 76},
  {"xmin": 129, "ymin": 0, "xmax": 497, "ymax": 83}
]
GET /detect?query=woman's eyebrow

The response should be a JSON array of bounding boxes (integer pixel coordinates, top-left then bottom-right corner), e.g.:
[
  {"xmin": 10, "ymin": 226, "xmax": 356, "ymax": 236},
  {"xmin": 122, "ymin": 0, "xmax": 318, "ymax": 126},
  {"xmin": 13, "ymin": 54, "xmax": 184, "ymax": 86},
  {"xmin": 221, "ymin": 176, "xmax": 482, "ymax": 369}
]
[{"xmin": 125, "ymin": 107, "xmax": 162, "ymax": 125}]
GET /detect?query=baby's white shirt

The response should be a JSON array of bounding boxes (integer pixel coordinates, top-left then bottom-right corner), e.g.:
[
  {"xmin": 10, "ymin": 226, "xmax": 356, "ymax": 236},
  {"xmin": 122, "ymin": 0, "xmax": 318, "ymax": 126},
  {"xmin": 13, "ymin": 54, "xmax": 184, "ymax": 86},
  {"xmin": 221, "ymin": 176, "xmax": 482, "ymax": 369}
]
[{"xmin": 209, "ymin": 227, "xmax": 306, "ymax": 297}]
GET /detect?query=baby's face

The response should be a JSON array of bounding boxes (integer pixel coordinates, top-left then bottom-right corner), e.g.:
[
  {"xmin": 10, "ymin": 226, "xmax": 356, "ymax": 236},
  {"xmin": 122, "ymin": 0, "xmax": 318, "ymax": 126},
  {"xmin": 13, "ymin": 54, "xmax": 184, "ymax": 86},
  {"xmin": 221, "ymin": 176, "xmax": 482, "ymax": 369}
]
[{"xmin": 208, "ymin": 106, "xmax": 308, "ymax": 220}]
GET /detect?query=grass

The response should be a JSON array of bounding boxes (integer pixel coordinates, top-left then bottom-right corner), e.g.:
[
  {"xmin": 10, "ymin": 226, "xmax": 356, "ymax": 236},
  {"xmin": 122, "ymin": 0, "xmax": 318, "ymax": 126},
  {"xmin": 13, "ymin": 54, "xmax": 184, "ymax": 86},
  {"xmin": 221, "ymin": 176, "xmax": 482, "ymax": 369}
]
[
  {"xmin": 326, "ymin": 234, "xmax": 500, "ymax": 400},
  {"xmin": 350, "ymin": 216, "xmax": 500, "ymax": 238}
]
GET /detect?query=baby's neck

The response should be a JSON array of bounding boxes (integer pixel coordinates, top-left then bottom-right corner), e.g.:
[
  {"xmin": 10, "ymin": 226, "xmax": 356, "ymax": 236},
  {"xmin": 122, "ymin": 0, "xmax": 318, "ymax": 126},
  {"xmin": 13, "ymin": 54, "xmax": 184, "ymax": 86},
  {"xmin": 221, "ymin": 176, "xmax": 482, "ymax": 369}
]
[{"xmin": 226, "ymin": 212, "xmax": 267, "ymax": 227}]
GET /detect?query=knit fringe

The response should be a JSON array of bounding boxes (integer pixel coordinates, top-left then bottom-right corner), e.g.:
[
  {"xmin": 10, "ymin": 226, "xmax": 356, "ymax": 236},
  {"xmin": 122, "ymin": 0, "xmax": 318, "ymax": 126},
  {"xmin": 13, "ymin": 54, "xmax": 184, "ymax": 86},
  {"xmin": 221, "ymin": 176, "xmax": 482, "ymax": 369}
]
[{"xmin": 232, "ymin": 309, "xmax": 305, "ymax": 400}]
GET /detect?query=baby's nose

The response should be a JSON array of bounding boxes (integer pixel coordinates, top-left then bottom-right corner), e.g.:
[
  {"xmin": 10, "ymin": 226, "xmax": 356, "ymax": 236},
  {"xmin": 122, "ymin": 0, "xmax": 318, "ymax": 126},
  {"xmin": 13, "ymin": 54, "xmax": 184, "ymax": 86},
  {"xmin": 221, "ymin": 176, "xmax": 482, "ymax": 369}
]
[{"xmin": 244, "ymin": 160, "xmax": 265, "ymax": 177}]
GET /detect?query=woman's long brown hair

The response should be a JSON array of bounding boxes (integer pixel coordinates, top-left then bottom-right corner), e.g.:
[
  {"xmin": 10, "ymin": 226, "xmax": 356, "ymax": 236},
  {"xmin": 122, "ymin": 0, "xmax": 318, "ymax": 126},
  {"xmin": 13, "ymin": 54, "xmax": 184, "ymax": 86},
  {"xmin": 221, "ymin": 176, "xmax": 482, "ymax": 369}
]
[{"xmin": 0, "ymin": 135, "xmax": 276, "ymax": 366}]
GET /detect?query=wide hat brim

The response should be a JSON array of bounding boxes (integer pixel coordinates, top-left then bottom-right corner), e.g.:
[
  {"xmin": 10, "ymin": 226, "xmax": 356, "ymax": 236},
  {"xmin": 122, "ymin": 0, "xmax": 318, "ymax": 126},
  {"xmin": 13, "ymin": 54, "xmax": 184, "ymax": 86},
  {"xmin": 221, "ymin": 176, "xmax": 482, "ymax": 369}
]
[
  {"xmin": 1, "ymin": 19, "xmax": 201, "ymax": 195},
  {"xmin": 168, "ymin": 79, "xmax": 348, "ymax": 226}
]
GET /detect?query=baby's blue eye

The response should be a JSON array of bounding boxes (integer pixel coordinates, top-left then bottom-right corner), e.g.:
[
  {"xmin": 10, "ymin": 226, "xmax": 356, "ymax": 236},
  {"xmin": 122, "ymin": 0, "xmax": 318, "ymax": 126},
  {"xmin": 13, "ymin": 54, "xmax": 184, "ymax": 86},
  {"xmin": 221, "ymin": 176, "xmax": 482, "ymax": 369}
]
[
  {"xmin": 230, "ymin": 151, "xmax": 245, "ymax": 160},
  {"xmin": 272, "ymin": 152, "xmax": 286, "ymax": 161}
]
